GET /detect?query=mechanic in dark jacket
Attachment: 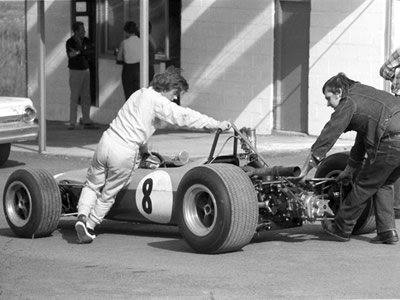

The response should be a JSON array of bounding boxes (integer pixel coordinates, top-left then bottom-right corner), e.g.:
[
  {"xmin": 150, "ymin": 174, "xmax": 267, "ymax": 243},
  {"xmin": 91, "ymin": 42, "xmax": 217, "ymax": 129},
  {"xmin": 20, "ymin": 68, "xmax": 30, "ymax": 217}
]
[{"xmin": 306, "ymin": 73, "xmax": 400, "ymax": 244}]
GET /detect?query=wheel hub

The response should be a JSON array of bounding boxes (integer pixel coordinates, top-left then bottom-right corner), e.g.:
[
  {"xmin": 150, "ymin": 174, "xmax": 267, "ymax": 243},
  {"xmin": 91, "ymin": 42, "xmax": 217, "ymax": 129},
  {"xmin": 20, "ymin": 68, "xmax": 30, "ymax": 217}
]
[
  {"xmin": 5, "ymin": 181, "xmax": 32, "ymax": 226},
  {"xmin": 183, "ymin": 184, "xmax": 217, "ymax": 236}
]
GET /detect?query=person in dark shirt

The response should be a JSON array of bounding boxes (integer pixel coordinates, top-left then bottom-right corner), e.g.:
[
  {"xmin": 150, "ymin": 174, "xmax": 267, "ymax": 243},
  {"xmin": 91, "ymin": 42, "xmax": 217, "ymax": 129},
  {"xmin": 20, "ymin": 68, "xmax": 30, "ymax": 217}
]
[
  {"xmin": 66, "ymin": 21, "xmax": 98, "ymax": 130},
  {"xmin": 304, "ymin": 73, "xmax": 400, "ymax": 244}
]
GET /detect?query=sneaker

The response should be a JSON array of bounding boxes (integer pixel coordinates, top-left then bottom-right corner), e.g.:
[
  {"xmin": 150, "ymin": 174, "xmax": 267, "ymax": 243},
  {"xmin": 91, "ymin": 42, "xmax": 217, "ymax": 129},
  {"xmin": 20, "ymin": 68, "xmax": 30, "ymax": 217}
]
[
  {"xmin": 75, "ymin": 215, "xmax": 96, "ymax": 243},
  {"xmin": 67, "ymin": 123, "xmax": 76, "ymax": 130}
]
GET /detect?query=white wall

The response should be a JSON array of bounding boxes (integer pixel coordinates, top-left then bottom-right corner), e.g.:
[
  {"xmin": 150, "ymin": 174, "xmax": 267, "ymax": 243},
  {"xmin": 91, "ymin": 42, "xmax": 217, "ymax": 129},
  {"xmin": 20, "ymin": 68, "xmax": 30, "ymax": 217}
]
[
  {"xmin": 26, "ymin": 0, "xmax": 390, "ymax": 137},
  {"xmin": 308, "ymin": 0, "xmax": 387, "ymax": 137},
  {"xmin": 27, "ymin": 0, "xmax": 71, "ymax": 122},
  {"xmin": 181, "ymin": 0, "xmax": 275, "ymax": 134}
]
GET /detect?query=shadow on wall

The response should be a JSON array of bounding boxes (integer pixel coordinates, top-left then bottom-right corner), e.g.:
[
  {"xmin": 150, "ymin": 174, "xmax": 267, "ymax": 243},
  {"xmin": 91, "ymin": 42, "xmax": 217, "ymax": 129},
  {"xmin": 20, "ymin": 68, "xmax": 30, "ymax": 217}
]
[
  {"xmin": 24, "ymin": 0, "xmax": 367, "ymax": 129},
  {"xmin": 180, "ymin": 1, "xmax": 367, "ymax": 131},
  {"xmin": 26, "ymin": 1, "xmax": 123, "ymax": 124}
]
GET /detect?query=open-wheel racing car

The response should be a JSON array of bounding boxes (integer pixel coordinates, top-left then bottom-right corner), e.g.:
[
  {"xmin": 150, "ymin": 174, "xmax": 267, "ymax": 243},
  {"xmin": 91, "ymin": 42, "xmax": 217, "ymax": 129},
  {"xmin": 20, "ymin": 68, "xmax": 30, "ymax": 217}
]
[{"xmin": 3, "ymin": 124, "xmax": 376, "ymax": 254}]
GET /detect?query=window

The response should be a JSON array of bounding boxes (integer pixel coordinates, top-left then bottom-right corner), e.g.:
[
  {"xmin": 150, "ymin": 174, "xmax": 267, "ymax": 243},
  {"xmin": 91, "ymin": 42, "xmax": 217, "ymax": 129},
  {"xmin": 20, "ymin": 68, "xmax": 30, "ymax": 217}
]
[{"xmin": 99, "ymin": 0, "xmax": 168, "ymax": 56}]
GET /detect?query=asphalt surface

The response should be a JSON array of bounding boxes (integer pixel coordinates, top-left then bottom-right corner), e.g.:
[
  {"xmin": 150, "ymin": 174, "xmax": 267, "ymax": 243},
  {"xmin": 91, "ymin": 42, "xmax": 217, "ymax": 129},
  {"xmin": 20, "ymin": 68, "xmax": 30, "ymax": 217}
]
[
  {"xmin": 12, "ymin": 121, "xmax": 354, "ymax": 160},
  {"xmin": 5, "ymin": 122, "xmax": 400, "ymax": 300}
]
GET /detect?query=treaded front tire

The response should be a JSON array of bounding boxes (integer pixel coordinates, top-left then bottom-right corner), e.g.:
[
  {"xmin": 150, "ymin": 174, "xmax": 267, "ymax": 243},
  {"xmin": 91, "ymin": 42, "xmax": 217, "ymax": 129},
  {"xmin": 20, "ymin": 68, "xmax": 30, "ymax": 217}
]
[
  {"xmin": 177, "ymin": 163, "xmax": 258, "ymax": 254},
  {"xmin": 3, "ymin": 168, "xmax": 61, "ymax": 238}
]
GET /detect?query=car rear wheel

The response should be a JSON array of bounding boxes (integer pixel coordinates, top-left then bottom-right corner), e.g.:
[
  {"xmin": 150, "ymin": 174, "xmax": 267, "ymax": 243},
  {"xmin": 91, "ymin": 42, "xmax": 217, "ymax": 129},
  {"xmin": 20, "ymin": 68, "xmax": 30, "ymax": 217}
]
[
  {"xmin": 3, "ymin": 168, "xmax": 61, "ymax": 238},
  {"xmin": 0, "ymin": 143, "xmax": 11, "ymax": 166},
  {"xmin": 177, "ymin": 163, "xmax": 258, "ymax": 254},
  {"xmin": 315, "ymin": 152, "xmax": 375, "ymax": 234}
]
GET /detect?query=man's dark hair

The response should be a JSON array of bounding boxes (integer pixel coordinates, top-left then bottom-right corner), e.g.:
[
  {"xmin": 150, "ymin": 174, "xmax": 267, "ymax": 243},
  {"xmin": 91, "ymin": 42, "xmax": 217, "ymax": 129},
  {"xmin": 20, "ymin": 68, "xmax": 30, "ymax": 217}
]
[
  {"xmin": 124, "ymin": 21, "xmax": 138, "ymax": 35},
  {"xmin": 322, "ymin": 72, "xmax": 358, "ymax": 98},
  {"xmin": 72, "ymin": 21, "xmax": 84, "ymax": 33},
  {"xmin": 151, "ymin": 66, "xmax": 189, "ymax": 94}
]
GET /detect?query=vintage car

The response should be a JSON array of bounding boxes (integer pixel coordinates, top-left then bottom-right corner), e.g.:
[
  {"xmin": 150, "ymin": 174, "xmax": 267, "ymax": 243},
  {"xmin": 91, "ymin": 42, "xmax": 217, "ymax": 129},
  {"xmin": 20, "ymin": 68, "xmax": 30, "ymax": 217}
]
[
  {"xmin": 0, "ymin": 97, "xmax": 38, "ymax": 165},
  {"xmin": 2, "ymin": 124, "xmax": 375, "ymax": 254}
]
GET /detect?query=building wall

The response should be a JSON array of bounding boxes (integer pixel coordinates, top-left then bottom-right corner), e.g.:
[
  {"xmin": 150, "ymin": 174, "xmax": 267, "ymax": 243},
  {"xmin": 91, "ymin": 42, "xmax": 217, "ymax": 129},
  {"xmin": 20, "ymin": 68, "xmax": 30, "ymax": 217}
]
[
  {"xmin": 27, "ymin": 0, "xmax": 71, "ymax": 123},
  {"xmin": 181, "ymin": 0, "xmax": 275, "ymax": 134},
  {"xmin": 26, "ymin": 0, "xmax": 125, "ymax": 125},
  {"xmin": 308, "ymin": 0, "xmax": 387, "ymax": 137},
  {"xmin": 26, "ymin": 0, "xmax": 390, "ymax": 136}
]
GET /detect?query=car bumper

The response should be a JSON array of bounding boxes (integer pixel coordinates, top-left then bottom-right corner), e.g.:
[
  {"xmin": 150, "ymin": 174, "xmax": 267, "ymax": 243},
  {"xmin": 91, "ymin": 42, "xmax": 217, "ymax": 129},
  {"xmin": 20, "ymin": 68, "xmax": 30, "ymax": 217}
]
[{"xmin": 0, "ymin": 123, "xmax": 39, "ymax": 144}]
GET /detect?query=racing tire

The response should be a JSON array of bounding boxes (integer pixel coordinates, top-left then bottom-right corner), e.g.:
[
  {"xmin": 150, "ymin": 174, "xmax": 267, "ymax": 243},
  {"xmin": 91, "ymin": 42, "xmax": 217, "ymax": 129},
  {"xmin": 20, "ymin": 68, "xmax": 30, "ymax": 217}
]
[
  {"xmin": 177, "ymin": 163, "xmax": 258, "ymax": 254},
  {"xmin": 0, "ymin": 143, "xmax": 11, "ymax": 166},
  {"xmin": 3, "ymin": 168, "xmax": 61, "ymax": 238},
  {"xmin": 315, "ymin": 152, "xmax": 375, "ymax": 234}
]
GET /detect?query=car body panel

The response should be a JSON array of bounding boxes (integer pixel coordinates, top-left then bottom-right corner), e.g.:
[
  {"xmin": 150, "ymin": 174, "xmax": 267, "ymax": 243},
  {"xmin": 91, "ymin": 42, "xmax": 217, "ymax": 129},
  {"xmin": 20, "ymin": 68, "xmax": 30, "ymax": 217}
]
[
  {"xmin": 54, "ymin": 158, "xmax": 207, "ymax": 225},
  {"xmin": 0, "ymin": 97, "xmax": 38, "ymax": 144}
]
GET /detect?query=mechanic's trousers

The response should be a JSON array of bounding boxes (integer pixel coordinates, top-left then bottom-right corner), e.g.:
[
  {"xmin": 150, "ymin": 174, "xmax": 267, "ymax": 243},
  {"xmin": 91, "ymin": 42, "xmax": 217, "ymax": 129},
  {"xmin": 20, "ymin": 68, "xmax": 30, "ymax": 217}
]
[
  {"xmin": 69, "ymin": 69, "xmax": 92, "ymax": 125},
  {"xmin": 77, "ymin": 130, "xmax": 139, "ymax": 228},
  {"xmin": 393, "ymin": 179, "xmax": 400, "ymax": 216},
  {"xmin": 335, "ymin": 136, "xmax": 400, "ymax": 234}
]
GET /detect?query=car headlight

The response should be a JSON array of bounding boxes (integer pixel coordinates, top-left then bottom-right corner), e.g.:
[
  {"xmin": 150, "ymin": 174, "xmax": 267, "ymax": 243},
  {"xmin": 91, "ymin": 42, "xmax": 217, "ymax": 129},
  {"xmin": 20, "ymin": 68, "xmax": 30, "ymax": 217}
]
[{"xmin": 23, "ymin": 106, "xmax": 37, "ymax": 122}]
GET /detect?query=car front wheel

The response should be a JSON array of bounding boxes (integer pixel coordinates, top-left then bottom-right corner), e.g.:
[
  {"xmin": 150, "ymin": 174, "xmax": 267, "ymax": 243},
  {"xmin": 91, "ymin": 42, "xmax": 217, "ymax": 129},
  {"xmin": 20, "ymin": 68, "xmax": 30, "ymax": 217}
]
[{"xmin": 3, "ymin": 168, "xmax": 61, "ymax": 238}]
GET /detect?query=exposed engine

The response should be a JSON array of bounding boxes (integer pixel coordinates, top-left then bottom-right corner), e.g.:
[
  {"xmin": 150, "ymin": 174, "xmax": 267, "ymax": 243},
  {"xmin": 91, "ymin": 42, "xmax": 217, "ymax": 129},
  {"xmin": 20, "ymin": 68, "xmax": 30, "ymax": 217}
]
[{"xmin": 238, "ymin": 127, "xmax": 339, "ymax": 231}]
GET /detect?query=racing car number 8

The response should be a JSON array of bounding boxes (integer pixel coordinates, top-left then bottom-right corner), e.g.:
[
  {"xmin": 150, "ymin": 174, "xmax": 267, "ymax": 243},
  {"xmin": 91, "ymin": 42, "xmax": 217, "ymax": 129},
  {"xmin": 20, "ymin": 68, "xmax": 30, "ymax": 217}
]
[
  {"xmin": 136, "ymin": 170, "xmax": 174, "ymax": 224},
  {"xmin": 142, "ymin": 178, "xmax": 153, "ymax": 214}
]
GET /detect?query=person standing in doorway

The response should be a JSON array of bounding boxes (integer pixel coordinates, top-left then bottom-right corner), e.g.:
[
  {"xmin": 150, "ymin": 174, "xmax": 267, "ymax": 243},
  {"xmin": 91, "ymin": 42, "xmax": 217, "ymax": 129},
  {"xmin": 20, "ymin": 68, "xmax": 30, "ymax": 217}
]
[
  {"xmin": 117, "ymin": 21, "xmax": 141, "ymax": 100},
  {"xmin": 65, "ymin": 21, "xmax": 98, "ymax": 130},
  {"xmin": 380, "ymin": 48, "xmax": 400, "ymax": 219}
]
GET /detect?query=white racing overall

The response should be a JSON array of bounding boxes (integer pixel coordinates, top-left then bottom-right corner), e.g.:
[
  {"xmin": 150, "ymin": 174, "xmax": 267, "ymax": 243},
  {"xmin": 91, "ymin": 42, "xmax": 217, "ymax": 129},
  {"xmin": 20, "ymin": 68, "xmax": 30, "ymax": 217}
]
[{"xmin": 77, "ymin": 87, "xmax": 221, "ymax": 229}]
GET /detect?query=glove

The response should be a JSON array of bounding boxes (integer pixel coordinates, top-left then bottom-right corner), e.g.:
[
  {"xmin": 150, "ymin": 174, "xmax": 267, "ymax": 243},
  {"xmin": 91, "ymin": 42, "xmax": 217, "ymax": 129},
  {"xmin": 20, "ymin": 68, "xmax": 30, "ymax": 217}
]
[
  {"xmin": 335, "ymin": 165, "xmax": 357, "ymax": 185},
  {"xmin": 139, "ymin": 143, "xmax": 149, "ymax": 155},
  {"xmin": 218, "ymin": 121, "xmax": 231, "ymax": 131},
  {"xmin": 335, "ymin": 170, "xmax": 352, "ymax": 185}
]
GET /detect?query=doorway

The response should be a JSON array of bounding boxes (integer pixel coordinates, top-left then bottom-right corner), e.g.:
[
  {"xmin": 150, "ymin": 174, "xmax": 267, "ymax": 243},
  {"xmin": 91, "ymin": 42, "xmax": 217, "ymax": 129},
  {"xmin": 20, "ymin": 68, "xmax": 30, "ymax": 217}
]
[
  {"xmin": 71, "ymin": 0, "xmax": 98, "ymax": 106},
  {"xmin": 273, "ymin": 0, "xmax": 310, "ymax": 133}
]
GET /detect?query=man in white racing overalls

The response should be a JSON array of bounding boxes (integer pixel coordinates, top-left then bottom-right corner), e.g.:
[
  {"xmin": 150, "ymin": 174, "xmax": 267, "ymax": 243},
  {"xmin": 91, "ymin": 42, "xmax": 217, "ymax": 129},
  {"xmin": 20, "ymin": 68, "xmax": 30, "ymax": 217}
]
[{"xmin": 75, "ymin": 66, "xmax": 231, "ymax": 243}]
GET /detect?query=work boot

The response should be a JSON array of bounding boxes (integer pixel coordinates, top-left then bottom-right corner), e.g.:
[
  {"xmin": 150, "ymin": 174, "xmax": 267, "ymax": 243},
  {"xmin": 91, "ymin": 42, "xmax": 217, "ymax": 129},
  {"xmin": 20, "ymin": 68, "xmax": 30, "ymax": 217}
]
[
  {"xmin": 370, "ymin": 230, "xmax": 399, "ymax": 244},
  {"xmin": 321, "ymin": 220, "xmax": 350, "ymax": 242}
]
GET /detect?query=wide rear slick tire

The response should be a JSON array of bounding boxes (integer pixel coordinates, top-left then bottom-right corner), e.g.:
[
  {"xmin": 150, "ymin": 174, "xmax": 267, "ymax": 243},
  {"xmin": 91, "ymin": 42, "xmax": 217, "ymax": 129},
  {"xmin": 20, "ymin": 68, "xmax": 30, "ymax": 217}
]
[
  {"xmin": 177, "ymin": 163, "xmax": 258, "ymax": 254},
  {"xmin": 315, "ymin": 152, "xmax": 375, "ymax": 234},
  {"xmin": 3, "ymin": 168, "xmax": 61, "ymax": 238}
]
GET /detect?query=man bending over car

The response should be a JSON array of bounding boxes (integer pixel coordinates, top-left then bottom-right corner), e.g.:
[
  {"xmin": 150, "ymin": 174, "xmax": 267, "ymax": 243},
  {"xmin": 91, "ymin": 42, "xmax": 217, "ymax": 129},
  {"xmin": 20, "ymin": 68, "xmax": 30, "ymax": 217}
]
[
  {"xmin": 304, "ymin": 73, "xmax": 400, "ymax": 244},
  {"xmin": 75, "ymin": 66, "xmax": 231, "ymax": 243}
]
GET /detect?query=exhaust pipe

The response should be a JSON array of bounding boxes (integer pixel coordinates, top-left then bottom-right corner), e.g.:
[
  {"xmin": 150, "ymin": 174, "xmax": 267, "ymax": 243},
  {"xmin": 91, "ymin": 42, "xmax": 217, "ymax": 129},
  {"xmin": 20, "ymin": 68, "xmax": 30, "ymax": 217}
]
[{"xmin": 244, "ymin": 165, "xmax": 301, "ymax": 178}]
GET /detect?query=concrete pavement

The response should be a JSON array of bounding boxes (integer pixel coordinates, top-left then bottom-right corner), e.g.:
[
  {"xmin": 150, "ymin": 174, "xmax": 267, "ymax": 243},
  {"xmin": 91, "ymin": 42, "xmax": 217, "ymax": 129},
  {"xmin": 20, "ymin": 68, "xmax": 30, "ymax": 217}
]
[{"xmin": 11, "ymin": 121, "xmax": 354, "ymax": 160}]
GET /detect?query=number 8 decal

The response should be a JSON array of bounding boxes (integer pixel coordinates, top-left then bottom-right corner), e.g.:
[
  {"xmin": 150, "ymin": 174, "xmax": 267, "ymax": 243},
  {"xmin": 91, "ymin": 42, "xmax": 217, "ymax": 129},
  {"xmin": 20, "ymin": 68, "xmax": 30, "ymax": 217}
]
[
  {"xmin": 136, "ymin": 171, "xmax": 173, "ymax": 223},
  {"xmin": 142, "ymin": 178, "xmax": 153, "ymax": 214}
]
